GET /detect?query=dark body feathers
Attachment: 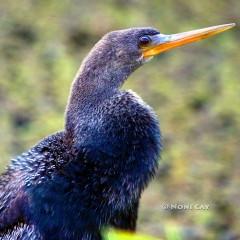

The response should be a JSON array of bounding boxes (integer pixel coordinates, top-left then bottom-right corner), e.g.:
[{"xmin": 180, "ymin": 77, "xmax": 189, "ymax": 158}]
[{"xmin": 0, "ymin": 28, "xmax": 161, "ymax": 239}]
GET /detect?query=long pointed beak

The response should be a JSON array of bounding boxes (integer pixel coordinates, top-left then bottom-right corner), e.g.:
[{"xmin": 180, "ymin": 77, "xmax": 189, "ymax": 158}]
[{"xmin": 143, "ymin": 23, "xmax": 236, "ymax": 58}]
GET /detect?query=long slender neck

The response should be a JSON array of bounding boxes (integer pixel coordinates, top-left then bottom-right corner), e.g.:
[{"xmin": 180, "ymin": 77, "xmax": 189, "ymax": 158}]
[
  {"xmin": 65, "ymin": 64, "xmax": 131, "ymax": 136},
  {"xmin": 64, "ymin": 43, "xmax": 140, "ymax": 135},
  {"xmin": 68, "ymin": 62, "xmax": 118, "ymax": 109},
  {"xmin": 64, "ymin": 69, "xmax": 114, "ymax": 137}
]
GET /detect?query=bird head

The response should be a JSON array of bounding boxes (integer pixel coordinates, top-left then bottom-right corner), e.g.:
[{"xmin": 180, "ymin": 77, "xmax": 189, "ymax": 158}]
[
  {"xmin": 105, "ymin": 23, "xmax": 235, "ymax": 65},
  {"xmin": 79, "ymin": 23, "xmax": 235, "ymax": 88}
]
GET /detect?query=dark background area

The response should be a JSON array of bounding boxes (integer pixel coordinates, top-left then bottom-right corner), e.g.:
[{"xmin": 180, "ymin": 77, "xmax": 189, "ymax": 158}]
[{"xmin": 0, "ymin": 1, "xmax": 239, "ymax": 239}]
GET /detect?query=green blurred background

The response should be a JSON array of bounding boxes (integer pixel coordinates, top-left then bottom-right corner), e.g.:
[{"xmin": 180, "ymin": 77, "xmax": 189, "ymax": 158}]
[{"xmin": 0, "ymin": 1, "xmax": 239, "ymax": 239}]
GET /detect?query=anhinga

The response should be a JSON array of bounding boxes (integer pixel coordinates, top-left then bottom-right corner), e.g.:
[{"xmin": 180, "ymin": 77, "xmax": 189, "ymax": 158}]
[{"xmin": 0, "ymin": 23, "xmax": 235, "ymax": 240}]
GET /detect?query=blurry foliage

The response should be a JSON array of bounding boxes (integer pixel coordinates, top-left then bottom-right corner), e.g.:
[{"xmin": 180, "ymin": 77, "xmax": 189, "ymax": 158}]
[
  {"xmin": 103, "ymin": 228, "xmax": 161, "ymax": 240},
  {"xmin": 0, "ymin": 0, "xmax": 239, "ymax": 239}
]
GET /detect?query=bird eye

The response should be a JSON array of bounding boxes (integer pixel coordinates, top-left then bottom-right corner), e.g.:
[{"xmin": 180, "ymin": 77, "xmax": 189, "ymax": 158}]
[{"xmin": 139, "ymin": 36, "xmax": 152, "ymax": 47}]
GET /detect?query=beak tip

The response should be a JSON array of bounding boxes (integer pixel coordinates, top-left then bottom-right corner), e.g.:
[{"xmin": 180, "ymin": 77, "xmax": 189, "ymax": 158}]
[
  {"xmin": 226, "ymin": 23, "xmax": 236, "ymax": 28},
  {"xmin": 230, "ymin": 23, "xmax": 236, "ymax": 27}
]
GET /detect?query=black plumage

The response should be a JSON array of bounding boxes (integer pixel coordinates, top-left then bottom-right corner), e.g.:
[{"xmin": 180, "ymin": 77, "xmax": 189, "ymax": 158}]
[
  {"xmin": 0, "ymin": 23, "xmax": 233, "ymax": 239},
  {"xmin": 0, "ymin": 28, "xmax": 162, "ymax": 240}
]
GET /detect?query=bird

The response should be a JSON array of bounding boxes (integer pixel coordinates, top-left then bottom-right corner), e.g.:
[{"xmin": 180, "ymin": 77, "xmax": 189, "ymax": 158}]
[{"xmin": 0, "ymin": 23, "xmax": 235, "ymax": 240}]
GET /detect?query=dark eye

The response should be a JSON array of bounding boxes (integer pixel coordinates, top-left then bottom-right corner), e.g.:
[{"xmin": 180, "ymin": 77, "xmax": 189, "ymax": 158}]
[{"xmin": 139, "ymin": 36, "xmax": 151, "ymax": 47}]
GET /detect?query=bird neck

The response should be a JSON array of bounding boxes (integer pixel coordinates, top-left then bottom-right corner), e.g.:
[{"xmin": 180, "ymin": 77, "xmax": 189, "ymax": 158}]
[{"xmin": 64, "ymin": 53, "xmax": 138, "ymax": 137}]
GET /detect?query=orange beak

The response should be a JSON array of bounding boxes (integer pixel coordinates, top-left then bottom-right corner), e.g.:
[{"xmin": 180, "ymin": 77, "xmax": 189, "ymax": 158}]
[{"xmin": 142, "ymin": 23, "xmax": 236, "ymax": 58}]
